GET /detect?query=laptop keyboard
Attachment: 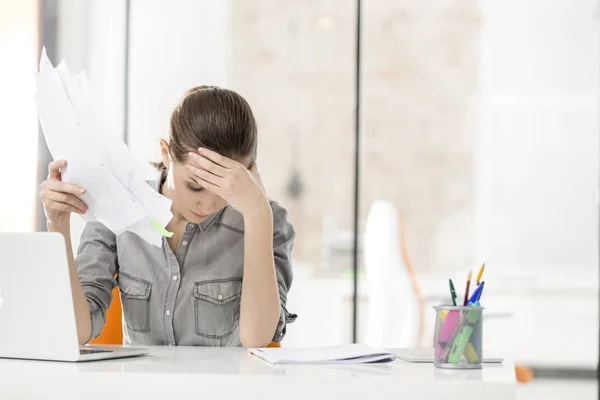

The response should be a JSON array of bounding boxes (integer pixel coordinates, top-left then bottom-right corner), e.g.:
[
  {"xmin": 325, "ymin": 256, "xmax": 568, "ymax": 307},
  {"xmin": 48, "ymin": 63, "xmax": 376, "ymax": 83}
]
[{"xmin": 80, "ymin": 348, "xmax": 111, "ymax": 355}]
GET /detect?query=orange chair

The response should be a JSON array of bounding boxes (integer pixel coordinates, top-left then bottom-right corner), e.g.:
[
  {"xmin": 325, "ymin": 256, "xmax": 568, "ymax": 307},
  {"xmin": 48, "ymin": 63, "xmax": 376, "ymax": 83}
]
[{"xmin": 89, "ymin": 285, "xmax": 123, "ymax": 345}]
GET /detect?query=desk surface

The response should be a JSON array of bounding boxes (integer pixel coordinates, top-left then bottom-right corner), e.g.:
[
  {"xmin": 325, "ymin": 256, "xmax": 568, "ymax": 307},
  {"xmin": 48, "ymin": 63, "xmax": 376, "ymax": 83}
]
[{"xmin": 0, "ymin": 346, "xmax": 516, "ymax": 400}]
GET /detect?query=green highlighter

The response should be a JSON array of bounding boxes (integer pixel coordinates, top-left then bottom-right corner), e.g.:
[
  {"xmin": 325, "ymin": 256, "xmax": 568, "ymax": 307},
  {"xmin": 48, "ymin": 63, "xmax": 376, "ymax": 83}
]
[
  {"xmin": 446, "ymin": 303, "xmax": 481, "ymax": 364},
  {"xmin": 150, "ymin": 219, "xmax": 174, "ymax": 238}
]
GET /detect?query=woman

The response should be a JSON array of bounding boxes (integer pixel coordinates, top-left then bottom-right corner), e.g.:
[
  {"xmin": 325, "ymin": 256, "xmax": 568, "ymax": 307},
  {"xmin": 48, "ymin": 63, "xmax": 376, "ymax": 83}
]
[{"xmin": 39, "ymin": 86, "xmax": 296, "ymax": 347}]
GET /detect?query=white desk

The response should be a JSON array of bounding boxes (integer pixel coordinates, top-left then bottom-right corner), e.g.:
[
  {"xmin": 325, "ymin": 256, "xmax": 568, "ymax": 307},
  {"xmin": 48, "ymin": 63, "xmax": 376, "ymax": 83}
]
[{"xmin": 0, "ymin": 347, "xmax": 516, "ymax": 400}]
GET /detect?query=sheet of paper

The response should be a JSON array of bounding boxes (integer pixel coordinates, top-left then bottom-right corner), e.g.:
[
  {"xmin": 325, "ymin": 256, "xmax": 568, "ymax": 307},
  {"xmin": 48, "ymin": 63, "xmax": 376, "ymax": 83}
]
[
  {"xmin": 35, "ymin": 48, "xmax": 172, "ymax": 247},
  {"xmin": 248, "ymin": 344, "xmax": 397, "ymax": 364}
]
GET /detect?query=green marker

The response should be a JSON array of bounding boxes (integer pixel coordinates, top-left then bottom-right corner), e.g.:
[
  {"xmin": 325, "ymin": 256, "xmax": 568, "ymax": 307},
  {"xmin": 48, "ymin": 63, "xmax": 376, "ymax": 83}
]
[
  {"xmin": 446, "ymin": 303, "xmax": 481, "ymax": 364},
  {"xmin": 150, "ymin": 219, "xmax": 173, "ymax": 238}
]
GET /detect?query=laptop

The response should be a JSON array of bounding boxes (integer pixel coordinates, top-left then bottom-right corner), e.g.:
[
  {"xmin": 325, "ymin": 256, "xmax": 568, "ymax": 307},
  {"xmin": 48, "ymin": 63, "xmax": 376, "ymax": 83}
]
[
  {"xmin": 0, "ymin": 232, "xmax": 149, "ymax": 362},
  {"xmin": 391, "ymin": 348, "xmax": 503, "ymax": 363}
]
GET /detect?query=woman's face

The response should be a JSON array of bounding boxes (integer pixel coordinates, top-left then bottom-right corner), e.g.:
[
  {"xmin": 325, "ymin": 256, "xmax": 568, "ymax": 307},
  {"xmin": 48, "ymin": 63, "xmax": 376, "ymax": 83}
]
[{"xmin": 163, "ymin": 160, "xmax": 228, "ymax": 224}]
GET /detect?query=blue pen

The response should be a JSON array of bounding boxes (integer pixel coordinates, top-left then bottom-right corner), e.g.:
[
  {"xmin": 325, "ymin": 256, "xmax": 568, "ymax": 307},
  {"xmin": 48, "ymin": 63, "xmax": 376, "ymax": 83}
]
[
  {"xmin": 476, "ymin": 281, "xmax": 485, "ymax": 301},
  {"xmin": 466, "ymin": 284, "xmax": 483, "ymax": 306}
]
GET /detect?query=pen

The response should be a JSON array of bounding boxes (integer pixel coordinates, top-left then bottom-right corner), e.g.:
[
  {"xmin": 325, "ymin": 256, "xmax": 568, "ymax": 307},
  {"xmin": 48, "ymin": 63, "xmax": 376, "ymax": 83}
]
[
  {"xmin": 475, "ymin": 263, "xmax": 485, "ymax": 285},
  {"xmin": 462, "ymin": 271, "xmax": 472, "ymax": 306},
  {"xmin": 466, "ymin": 283, "xmax": 483, "ymax": 306},
  {"xmin": 477, "ymin": 281, "xmax": 485, "ymax": 301},
  {"xmin": 449, "ymin": 279, "xmax": 457, "ymax": 306}
]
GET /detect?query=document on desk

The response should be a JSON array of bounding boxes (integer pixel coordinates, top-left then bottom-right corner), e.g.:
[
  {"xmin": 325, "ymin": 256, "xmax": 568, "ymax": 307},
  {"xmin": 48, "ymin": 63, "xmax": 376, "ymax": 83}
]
[
  {"xmin": 248, "ymin": 344, "xmax": 397, "ymax": 364},
  {"xmin": 35, "ymin": 47, "xmax": 172, "ymax": 246}
]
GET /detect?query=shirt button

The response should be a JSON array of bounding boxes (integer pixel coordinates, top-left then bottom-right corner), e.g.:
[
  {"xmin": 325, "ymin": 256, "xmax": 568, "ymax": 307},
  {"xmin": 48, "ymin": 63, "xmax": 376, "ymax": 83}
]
[
  {"xmin": 182, "ymin": 241, "xmax": 188, "ymax": 246},
  {"xmin": 217, "ymin": 294, "xmax": 223, "ymax": 301},
  {"xmin": 172, "ymin": 276, "xmax": 178, "ymax": 281},
  {"xmin": 165, "ymin": 310, "xmax": 171, "ymax": 316},
  {"xmin": 186, "ymin": 223, "xmax": 194, "ymax": 230},
  {"xmin": 124, "ymin": 287, "xmax": 129, "ymax": 293}
]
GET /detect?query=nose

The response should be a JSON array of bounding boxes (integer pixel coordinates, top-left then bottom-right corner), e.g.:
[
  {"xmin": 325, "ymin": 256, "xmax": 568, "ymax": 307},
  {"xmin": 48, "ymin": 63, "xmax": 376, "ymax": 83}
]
[{"xmin": 196, "ymin": 193, "xmax": 215, "ymax": 216}]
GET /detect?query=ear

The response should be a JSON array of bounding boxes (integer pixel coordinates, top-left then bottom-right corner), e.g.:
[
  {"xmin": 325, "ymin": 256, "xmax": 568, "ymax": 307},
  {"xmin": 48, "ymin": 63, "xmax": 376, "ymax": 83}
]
[{"xmin": 159, "ymin": 139, "xmax": 171, "ymax": 168}]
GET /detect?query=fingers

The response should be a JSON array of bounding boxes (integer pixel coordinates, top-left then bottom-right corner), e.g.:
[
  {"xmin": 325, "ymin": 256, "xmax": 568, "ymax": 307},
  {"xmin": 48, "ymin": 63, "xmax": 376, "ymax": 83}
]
[
  {"xmin": 47, "ymin": 201, "xmax": 85, "ymax": 215},
  {"xmin": 186, "ymin": 164, "xmax": 224, "ymax": 190},
  {"xmin": 187, "ymin": 152, "xmax": 227, "ymax": 178},
  {"xmin": 197, "ymin": 147, "xmax": 238, "ymax": 169},
  {"xmin": 40, "ymin": 180, "xmax": 88, "ymax": 214},
  {"xmin": 43, "ymin": 190, "xmax": 88, "ymax": 214},
  {"xmin": 48, "ymin": 160, "xmax": 67, "ymax": 181},
  {"xmin": 41, "ymin": 179, "xmax": 86, "ymax": 196},
  {"xmin": 192, "ymin": 176, "xmax": 221, "ymax": 193}
]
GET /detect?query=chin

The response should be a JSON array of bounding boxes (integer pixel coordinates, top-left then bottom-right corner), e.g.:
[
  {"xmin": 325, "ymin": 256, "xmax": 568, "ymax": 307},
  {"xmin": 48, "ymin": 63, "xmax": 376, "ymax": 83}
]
[{"xmin": 188, "ymin": 211, "xmax": 209, "ymax": 223}]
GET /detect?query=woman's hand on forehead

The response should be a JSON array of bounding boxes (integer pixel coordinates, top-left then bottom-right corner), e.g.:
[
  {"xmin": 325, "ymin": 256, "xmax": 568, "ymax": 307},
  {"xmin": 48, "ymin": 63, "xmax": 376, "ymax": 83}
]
[{"xmin": 185, "ymin": 148, "xmax": 270, "ymax": 218}]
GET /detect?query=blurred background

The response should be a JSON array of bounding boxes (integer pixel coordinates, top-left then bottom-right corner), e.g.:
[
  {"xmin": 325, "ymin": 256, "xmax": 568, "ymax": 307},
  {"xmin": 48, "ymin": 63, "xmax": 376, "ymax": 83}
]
[{"xmin": 1, "ymin": 0, "xmax": 598, "ymax": 397}]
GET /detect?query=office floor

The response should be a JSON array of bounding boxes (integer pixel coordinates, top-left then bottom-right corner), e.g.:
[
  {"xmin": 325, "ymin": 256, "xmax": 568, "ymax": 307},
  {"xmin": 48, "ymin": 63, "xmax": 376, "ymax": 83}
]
[{"xmin": 517, "ymin": 380, "xmax": 597, "ymax": 400}]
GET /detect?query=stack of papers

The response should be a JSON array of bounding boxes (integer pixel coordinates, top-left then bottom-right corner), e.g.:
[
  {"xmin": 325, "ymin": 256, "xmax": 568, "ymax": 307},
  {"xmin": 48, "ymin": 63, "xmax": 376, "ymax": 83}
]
[
  {"xmin": 35, "ymin": 48, "xmax": 172, "ymax": 246},
  {"xmin": 248, "ymin": 344, "xmax": 397, "ymax": 364}
]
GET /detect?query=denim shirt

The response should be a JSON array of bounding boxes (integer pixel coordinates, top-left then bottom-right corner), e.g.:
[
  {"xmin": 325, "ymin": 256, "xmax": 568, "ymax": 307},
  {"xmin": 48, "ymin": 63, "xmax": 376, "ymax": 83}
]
[{"xmin": 75, "ymin": 177, "xmax": 296, "ymax": 346}]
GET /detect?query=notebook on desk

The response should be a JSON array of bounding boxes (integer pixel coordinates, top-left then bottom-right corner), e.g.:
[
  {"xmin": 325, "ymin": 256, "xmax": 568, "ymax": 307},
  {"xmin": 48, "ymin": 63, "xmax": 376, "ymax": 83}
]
[{"xmin": 248, "ymin": 344, "xmax": 397, "ymax": 364}]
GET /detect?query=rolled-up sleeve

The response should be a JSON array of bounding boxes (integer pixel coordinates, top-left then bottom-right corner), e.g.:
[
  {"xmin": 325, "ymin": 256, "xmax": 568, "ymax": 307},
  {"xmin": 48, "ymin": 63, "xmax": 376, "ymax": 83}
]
[
  {"xmin": 75, "ymin": 221, "xmax": 119, "ymax": 342},
  {"xmin": 270, "ymin": 201, "xmax": 297, "ymax": 342}
]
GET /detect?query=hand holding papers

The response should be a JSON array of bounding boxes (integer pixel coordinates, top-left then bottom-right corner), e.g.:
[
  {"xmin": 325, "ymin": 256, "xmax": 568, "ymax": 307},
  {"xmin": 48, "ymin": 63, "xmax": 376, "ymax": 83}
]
[{"xmin": 35, "ymin": 48, "xmax": 172, "ymax": 246}]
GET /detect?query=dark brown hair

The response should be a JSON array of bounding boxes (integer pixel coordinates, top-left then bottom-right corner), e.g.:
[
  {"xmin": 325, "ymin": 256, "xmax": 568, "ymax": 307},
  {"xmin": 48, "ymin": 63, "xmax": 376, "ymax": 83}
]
[{"xmin": 152, "ymin": 85, "xmax": 258, "ymax": 177}]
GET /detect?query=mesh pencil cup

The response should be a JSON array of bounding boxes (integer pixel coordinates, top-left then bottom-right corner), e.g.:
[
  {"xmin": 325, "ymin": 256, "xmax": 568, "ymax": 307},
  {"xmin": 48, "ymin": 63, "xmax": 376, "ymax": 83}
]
[{"xmin": 433, "ymin": 305, "xmax": 483, "ymax": 369}]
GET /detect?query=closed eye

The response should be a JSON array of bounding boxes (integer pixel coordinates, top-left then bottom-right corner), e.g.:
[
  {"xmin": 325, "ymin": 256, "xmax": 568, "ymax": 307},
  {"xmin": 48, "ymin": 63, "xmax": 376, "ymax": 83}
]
[{"xmin": 186, "ymin": 182, "xmax": 204, "ymax": 193}]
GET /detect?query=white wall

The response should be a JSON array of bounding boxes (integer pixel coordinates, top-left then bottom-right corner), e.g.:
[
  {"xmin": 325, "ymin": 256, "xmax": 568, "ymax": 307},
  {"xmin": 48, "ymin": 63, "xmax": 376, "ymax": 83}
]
[
  {"xmin": 86, "ymin": 0, "xmax": 126, "ymax": 140},
  {"xmin": 476, "ymin": 0, "xmax": 599, "ymax": 271},
  {"xmin": 127, "ymin": 0, "xmax": 230, "ymax": 175},
  {"xmin": 0, "ymin": 0, "xmax": 39, "ymax": 231}
]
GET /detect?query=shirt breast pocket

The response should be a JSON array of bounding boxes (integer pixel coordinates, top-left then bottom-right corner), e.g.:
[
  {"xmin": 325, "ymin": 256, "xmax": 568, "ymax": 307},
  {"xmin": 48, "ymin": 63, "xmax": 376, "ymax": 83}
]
[
  {"xmin": 193, "ymin": 278, "xmax": 242, "ymax": 340},
  {"xmin": 118, "ymin": 272, "xmax": 152, "ymax": 333}
]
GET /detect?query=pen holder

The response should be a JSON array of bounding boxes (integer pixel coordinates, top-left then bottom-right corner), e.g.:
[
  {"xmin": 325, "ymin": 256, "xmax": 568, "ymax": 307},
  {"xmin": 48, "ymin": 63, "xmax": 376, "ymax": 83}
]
[{"xmin": 433, "ymin": 305, "xmax": 484, "ymax": 369}]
